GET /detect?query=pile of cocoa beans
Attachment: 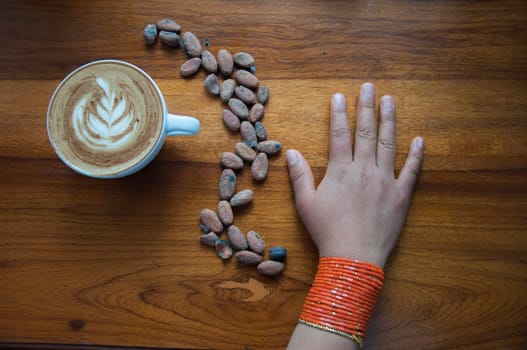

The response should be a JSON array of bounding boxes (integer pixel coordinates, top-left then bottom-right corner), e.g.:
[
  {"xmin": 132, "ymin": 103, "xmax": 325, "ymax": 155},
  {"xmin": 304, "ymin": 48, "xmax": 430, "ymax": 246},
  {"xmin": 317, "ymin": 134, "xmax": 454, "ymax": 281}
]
[{"xmin": 144, "ymin": 19, "xmax": 287, "ymax": 277}]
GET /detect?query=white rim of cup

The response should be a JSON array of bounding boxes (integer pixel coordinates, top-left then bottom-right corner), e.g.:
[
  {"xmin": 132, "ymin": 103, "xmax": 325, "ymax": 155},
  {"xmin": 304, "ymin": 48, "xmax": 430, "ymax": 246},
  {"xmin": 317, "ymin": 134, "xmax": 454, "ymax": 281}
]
[{"xmin": 46, "ymin": 59, "xmax": 167, "ymax": 178}]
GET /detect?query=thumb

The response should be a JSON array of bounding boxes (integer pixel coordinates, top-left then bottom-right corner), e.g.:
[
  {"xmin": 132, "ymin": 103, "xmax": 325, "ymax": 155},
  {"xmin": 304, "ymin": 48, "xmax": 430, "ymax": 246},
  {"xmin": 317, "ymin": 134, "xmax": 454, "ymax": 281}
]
[{"xmin": 286, "ymin": 149, "xmax": 316, "ymax": 208}]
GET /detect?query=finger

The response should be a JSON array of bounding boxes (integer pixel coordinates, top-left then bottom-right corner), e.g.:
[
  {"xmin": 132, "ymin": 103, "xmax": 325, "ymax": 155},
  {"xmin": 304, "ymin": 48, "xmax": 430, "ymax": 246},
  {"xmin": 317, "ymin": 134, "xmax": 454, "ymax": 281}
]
[
  {"xmin": 376, "ymin": 95, "xmax": 396, "ymax": 173},
  {"xmin": 398, "ymin": 137, "xmax": 425, "ymax": 193},
  {"xmin": 354, "ymin": 82, "xmax": 377, "ymax": 163},
  {"xmin": 286, "ymin": 149, "xmax": 316, "ymax": 209},
  {"xmin": 329, "ymin": 93, "xmax": 353, "ymax": 164}
]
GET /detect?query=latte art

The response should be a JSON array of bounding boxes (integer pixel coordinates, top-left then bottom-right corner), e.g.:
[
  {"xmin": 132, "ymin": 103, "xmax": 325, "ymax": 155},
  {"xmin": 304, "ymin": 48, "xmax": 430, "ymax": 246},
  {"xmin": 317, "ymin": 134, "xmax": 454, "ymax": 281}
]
[
  {"xmin": 47, "ymin": 61, "xmax": 165, "ymax": 178},
  {"xmin": 72, "ymin": 77, "xmax": 139, "ymax": 149}
]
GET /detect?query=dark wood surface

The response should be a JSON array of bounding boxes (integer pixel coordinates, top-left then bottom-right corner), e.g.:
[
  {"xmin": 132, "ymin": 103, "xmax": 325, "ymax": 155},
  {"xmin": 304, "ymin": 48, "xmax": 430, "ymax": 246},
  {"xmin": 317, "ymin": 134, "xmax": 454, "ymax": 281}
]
[{"xmin": 1, "ymin": 1, "xmax": 526, "ymax": 349}]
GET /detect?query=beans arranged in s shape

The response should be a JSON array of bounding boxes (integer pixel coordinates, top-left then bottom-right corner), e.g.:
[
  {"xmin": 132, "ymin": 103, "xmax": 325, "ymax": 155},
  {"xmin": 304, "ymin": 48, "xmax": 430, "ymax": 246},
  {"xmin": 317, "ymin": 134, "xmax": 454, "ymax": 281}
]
[{"xmin": 144, "ymin": 20, "xmax": 285, "ymax": 277}]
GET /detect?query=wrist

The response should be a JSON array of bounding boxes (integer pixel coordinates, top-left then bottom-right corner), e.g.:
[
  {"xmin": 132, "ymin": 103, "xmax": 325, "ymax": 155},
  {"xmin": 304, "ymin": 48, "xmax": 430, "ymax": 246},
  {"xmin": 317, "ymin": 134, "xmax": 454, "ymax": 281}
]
[{"xmin": 318, "ymin": 246, "xmax": 387, "ymax": 269}]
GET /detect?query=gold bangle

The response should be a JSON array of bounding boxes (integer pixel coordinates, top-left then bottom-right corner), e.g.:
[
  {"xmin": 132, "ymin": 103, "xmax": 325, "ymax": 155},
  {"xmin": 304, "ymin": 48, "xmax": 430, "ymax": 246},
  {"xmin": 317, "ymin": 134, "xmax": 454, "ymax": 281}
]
[{"xmin": 298, "ymin": 318, "xmax": 364, "ymax": 348}]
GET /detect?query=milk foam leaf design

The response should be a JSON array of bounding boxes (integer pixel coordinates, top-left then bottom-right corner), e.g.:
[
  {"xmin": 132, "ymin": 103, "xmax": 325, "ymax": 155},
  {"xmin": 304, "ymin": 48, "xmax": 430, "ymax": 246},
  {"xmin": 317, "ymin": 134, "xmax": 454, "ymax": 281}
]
[
  {"xmin": 112, "ymin": 98, "xmax": 127, "ymax": 123},
  {"xmin": 97, "ymin": 78, "xmax": 114, "ymax": 113},
  {"xmin": 72, "ymin": 77, "xmax": 138, "ymax": 148}
]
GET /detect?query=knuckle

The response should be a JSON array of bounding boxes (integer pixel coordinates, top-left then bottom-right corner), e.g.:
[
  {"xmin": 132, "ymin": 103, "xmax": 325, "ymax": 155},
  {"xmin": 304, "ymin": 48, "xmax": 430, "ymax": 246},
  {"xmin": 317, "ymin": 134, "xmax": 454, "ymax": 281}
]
[
  {"xmin": 359, "ymin": 100, "xmax": 376, "ymax": 110},
  {"xmin": 359, "ymin": 167, "xmax": 374, "ymax": 183},
  {"xmin": 409, "ymin": 152, "xmax": 424, "ymax": 173},
  {"xmin": 378, "ymin": 137, "xmax": 396, "ymax": 151},
  {"xmin": 409, "ymin": 161, "xmax": 421, "ymax": 177},
  {"xmin": 331, "ymin": 126, "xmax": 351, "ymax": 139},
  {"xmin": 289, "ymin": 168, "xmax": 306, "ymax": 183},
  {"xmin": 413, "ymin": 148, "xmax": 424, "ymax": 161},
  {"xmin": 381, "ymin": 110, "xmax": 395, "ymax": 122},
  {"xmin": 329, "ymin": 163, "xmax": 352, "ymax": 181},
  {"xmin": 357, "ymin": 125, "xmax": 376, "ymax": 140},
  {"xmin": 332, "ymin": 105, "xmax": 348, "ymax": 115}
]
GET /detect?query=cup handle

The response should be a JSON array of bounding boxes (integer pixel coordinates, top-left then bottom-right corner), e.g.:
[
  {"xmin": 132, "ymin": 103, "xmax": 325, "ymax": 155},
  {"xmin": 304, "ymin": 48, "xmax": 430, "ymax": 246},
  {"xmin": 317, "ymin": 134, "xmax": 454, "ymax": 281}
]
[{"xmin": 166, "ymin": 114, "xmax": 200, "ymax": 136}]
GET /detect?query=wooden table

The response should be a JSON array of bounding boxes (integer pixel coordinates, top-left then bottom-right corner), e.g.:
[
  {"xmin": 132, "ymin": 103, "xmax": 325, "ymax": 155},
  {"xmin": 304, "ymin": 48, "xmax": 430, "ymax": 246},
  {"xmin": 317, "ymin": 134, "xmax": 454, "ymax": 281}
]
[{"xmin": 1, "ymin": 1, "xmax": 526, "ymax": 349}]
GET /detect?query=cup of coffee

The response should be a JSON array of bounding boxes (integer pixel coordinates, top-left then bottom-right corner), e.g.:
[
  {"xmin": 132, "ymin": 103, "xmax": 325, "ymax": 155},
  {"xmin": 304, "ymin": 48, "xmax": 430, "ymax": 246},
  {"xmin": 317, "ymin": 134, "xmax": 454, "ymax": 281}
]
[{"xmin": 47, "ymin": 59, "xmax": 200, "ymax": 178}]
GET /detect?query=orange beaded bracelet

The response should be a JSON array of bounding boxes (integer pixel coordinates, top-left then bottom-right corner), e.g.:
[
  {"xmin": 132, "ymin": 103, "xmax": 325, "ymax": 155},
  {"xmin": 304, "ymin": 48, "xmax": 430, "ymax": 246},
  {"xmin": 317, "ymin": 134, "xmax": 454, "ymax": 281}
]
[{"xmin": 298, "ymin": 257, "xmax": 385, "ymax": 347}]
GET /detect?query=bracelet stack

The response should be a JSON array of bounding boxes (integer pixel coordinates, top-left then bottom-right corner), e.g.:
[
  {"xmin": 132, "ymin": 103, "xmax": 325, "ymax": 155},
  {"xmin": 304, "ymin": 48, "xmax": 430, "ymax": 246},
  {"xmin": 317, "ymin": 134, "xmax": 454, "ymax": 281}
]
[{"xmin": 298, "ymin": 257, "xmax": 385, "ymax": 347}]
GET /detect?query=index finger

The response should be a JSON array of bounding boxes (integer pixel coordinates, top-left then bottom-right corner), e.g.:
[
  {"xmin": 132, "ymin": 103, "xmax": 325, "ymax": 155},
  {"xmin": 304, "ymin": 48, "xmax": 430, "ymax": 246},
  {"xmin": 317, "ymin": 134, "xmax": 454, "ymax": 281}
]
[{"xmin": 329, "ymin": 93, "xmax": 353, "ymax": 164}]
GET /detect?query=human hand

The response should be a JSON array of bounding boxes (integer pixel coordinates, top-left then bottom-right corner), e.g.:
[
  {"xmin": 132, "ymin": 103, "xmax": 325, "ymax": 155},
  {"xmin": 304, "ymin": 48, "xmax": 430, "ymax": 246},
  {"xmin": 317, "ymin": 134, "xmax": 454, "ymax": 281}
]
[{"xmin": 286, "ymin": 83, "xmax": 424, "ymax": 268}]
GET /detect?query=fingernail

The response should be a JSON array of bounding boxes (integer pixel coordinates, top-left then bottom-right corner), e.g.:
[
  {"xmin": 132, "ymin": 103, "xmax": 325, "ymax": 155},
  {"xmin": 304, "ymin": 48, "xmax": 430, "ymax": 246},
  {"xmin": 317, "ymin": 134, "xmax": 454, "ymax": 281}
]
[
  {"xmin": 332, "ymin": 93, "xmax": 345, "ymax": 106},
  {"xmin": 286, "ymin": 149, "xmax": 299, "ymax": 166},
  {"xmin": 381, "ymin": 95, "xmax": 394, "ymax": 109},
  {"xmin": 414, "ymin": 137, "xmax": 424, "ymax": 151},
  {"xmin": 361, "ymin": 82, "xmax": 374, "ymax": 98}
]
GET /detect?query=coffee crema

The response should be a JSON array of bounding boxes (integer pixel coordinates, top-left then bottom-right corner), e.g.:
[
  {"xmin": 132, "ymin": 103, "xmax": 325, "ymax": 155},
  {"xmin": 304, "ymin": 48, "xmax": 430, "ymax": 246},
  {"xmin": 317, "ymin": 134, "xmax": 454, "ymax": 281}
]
[{"xmin": 47, "ymin": 61, "xmax": 164, "ymax": 177}]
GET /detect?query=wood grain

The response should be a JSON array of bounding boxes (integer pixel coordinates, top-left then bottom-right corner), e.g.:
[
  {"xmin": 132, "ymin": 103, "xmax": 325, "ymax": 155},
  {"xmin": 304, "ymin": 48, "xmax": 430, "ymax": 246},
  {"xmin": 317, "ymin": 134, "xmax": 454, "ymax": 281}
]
[{"xmin": 1, "ymin": 1, "xmax": 526, "ymax": 349}]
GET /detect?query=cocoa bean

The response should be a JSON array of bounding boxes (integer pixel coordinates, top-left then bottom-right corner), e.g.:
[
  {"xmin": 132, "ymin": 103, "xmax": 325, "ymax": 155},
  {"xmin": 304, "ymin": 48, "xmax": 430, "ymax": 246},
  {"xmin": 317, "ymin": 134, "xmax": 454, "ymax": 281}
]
[
  {"xmin": 156, "ymin": 19, "xmax": 181, "ymax": 32},
  {"xmin": 228, "ymin": 98, "xmax": 249, "ymax": 120},
  {"xmin": 201, "ymin": 50, "xmax": 218, "ymax": 73},
  {"xmin": 235, "ymin": 142, "xmax": 257, "ymax": 162},
  {"xmin": 257, "ymin": 85, "xmax": 269, "ymax": 105},
  {"xmin": 215, "ymin": 240, "xmax": 233, "ymax": 260},
  {"xmin": 220, "ymin": 79, "xmax": 235, "ymax": 102},
  {"xmin": 230, "ymin": 189, "xmax": 253, "ymax": 207},
  {"xmin": 219, "ymin": 168, "xmax": 236, "ymax": 200},
  {"xmin": 143, "ymin": 24, "xmax": 157, "ymax": 45},
  {"xmin": 217, "ymin": 48, "xmax": 234, "ymax": 76},
  {"xmin": 222, "ymin": 109, "xmax": 240, "ymax": 131},
  {"xmin": 234, "ymin": 70, "xmax": 259, "ymax": 89},
  {"xmin": 235, "ymin": 86, "xmax": 257, "ymax": 105},
  {"xmin": 269, "ymin": 246, "xmax": 287, "ymax": 261},
  {"xmin": 247, "ymin": 230, "xmax": 265, "ymax": 253},
  {"xmin": 257, "ymin": 140, "xmax": 282, "ymax": 155},
  {"xmin": 180, "ymin": 57, "xmax": 202, "ymax": 77},
  {"xmin": 200, "ymin": 232, "xmax": 219, "ymax": 247},
  {"xmin": 220, "ymin": 151, "xmax": 244, "ymax": 170},
  {"xmin": 254, "ymin": 121, "xmax": 268, "ymax": 141},
  {"xmin": 235, "ymin": 250, "xmax": 263, "ymax": 265},
  {"xmin": 204, "ymin": 74, "xmax": 220, "ymax": 95},
  {"xmin": 182, "ymin": 32, "xmax": 202, "ymax": 57},
  {"xmin": 240, "ymin": 121, "xmax": 257, "ymax": 148},
  {"xmin": 199, "ymin": 208, "xmax": 223, "ymax": 233},
  {"xmin": 217, "ymin": 200, "xmax": 234, "ymax": 226},
  {"xmin": 249, "ymin": 103, "xmax": 265, "ymax": 123},
  {"xmin": 257, "ymin": 260, "xmax": 285, "ymax": 276},
  {"xmin": 251, "ymin": 152, "xmax": 268, "ymax": 181},
  {"xmin": 158, "ymin": 31, "xmax": 180, "ymax": 47},
  {"xmin": 233, "ymin": 52, "xmax": 255, "ymax": 69},
  {"xmin": 227, "ymin": 225, "xmax": 248, "ymax": 250}
]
